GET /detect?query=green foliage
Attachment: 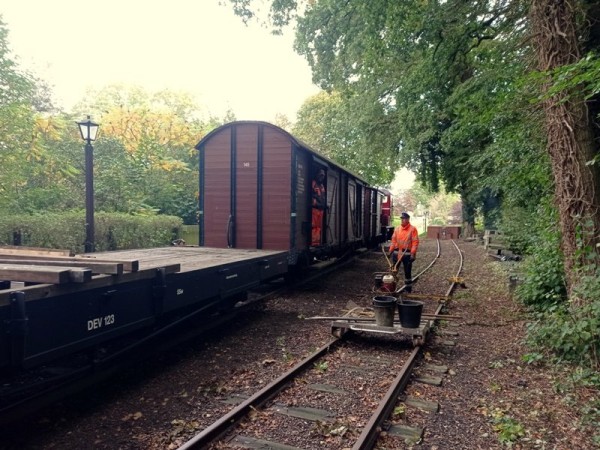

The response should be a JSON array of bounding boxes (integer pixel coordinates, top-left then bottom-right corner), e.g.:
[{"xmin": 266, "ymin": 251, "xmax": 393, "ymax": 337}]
[
  {"xmin": 490, "ymin": 409, "xmax": 525, "ymax": 446},
  {"xmin": 549, "ymin": 366, "xmax": 600, "ymax": 444},
  {"xmin": 75, "ymin": 85, "xmax": 206, "ymax": 223},
  {"xmin": 293, "ymin": 91, "xmax": 397, "ymax": 186},
  {"xmin": 525, "ymin": 303, "xmax": 598, "ymax": 367},
  {"xmin": 521, "ymin": 352, "xmax": 544, "ymax": 365},
  {"xmin": 501, "ymin": 198, "xmax": 557, "ymax": 255},
  {"xmin": 503, "ymin": 197, "xmax": 567, "ymax": 309},
  {"xmin": 0, "ymin": 70, "xmax": 207, "ymax": 223},
  {"xmin": 393, "ymin": 405, "xmax": 406, "ymax": 417},
  {"xmin": 523, "ymin": 240, "xmax": 600, "ymax": 368},
  {"xmin": 516, "ymin": 242, "xmax": 566, "ymax": 309},
  {"xmin": 0, "ymin": 18, "xmax": 45, "ymax": 210},
  {"xmin": 0, "ymin": 212, "xmax": 182, "ymax": 254},
  {"xmin": 313, "ymin": 361, "xmax": 328, "ymax": 373},
  {"xmin": 286, "ymin": 0, "xmax": 543, "ymax": 233},
  {"xmin": 512, "ymin": 199, "xmax": 600, "ymax": 369},
  {"xmin": 542, "ymin": 52, "xmax": 600, "ymax": 102},
  {"xmin": 94, "ymin": 212, "xmax": 183, "ymax": 251}
]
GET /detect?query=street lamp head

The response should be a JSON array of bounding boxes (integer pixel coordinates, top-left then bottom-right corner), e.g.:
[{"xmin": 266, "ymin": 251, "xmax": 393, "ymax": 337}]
[{"xmin": 76, "ymin": 115, "xmax": 100, "ymax": 142}]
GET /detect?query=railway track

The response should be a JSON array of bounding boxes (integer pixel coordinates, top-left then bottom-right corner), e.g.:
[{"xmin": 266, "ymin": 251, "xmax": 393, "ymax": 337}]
[{"xmin": 177, "ymin": 239, "xmax": 463, "ymax": 449}]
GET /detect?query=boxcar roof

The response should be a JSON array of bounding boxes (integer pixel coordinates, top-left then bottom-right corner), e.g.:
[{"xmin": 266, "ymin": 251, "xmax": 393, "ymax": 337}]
[{"xmin": 195, "ymin": 120, "xmax": 368, "ymax": 185}]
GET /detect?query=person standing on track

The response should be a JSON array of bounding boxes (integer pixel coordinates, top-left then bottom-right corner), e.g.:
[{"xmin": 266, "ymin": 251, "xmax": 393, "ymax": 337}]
[
  {"xmin": 311, "ymin": 169, "xmax": 327, "ymax": 247},
  {"xmin": 388, "ymin": 212, "xmax": 419, "ymax": 292}
]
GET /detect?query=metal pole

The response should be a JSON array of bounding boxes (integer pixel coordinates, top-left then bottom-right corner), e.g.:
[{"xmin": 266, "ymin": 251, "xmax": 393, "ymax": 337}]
[{"xmin": 85, "ymin": 141, "xmax": 95, "ymax": 253}]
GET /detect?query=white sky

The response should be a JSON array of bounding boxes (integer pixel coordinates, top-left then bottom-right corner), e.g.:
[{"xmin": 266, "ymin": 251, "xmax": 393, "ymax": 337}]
[
  {"xmin": 1, "ymin": 0, "xmax": 320, "ymax": 121},
  {"xmin": 1, "ymin": 0, "xmax": 414, "ymax": 189},
  {"xmin": 392, "ymin": 168, "xmax": 415, "ymax": 191}
]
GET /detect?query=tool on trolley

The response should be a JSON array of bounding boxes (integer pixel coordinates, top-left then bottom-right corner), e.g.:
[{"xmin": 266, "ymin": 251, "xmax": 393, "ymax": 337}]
[{"xmin": 374, "ymin": 245, "xmax": 408, "ymax": 294}]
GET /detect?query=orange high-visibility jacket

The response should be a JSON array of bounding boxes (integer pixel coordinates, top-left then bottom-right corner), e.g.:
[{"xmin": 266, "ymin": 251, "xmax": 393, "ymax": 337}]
[
  {"xmin": 312, "ymin": 180, "xmax": 326, "ymax": 210},
  {"xmin": 388, "ymin": 223, "xmax": 419, "ymax": 256}
]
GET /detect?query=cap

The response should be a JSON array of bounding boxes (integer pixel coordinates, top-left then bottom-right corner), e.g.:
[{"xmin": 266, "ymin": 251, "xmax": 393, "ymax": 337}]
[{"xmin": 401, "ymin": 212, "xmax": 410, "ymax": 219}]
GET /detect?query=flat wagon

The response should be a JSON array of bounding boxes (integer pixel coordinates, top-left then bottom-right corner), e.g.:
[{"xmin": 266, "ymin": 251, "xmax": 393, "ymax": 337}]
[{"xmin": 0, "ymin": 246, "xmax": 287, "ymax": 370}]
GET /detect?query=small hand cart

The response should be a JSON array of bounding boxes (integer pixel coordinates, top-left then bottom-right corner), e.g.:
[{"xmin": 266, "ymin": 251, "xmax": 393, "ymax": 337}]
[{"xmin": 330, "ymin": 317, "xmax": 429, "ymax": 347}]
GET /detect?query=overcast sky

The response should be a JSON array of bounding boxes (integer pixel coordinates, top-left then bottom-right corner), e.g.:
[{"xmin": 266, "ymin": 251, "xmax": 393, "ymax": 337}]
[
  {"xmin": 1, "ymin": 1, "xmax": 414, "ymax": 189},
  {"xmin": 1, "ymin": 0, "xmax": 320, "ymax": 121}
]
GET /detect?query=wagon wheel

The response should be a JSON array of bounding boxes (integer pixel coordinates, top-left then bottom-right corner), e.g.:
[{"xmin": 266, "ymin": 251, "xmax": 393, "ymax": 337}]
[{"xmin": 331, "ymin": 326, "xmax": 348, "ymax": 339}]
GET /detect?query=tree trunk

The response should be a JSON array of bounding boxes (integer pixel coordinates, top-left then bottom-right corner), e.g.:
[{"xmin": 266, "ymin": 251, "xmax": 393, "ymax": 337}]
[{"xmin": 530, "ymin": 0, "xmax": 600, "ymax": 294}]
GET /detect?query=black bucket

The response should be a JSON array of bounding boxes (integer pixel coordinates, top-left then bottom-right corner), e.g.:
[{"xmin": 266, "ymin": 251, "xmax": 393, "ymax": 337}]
[
  {"xmin": 374, "ymin": 273, "xmax": 384, "ymax": 288},
  {"xmin": 373, "ymin": 296, "xmax": 396, "ymax": 327},
  {"xmin": 397, "ymin": 299, "xmax": 423, "ymax": 328}
]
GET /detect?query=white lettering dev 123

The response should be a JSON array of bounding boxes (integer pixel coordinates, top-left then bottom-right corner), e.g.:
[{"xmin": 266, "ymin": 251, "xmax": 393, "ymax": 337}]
[{"xmin": 87, "ymin": 314, "xmax": 115, "ymax": 331}]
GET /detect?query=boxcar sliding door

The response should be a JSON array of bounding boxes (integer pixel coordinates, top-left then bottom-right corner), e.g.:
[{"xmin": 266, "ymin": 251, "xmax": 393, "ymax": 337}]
[
  {"xmin": 200, "ymin": 127, "xmax": 232, "ymax": 248},
  {"xmin": 200, "ymin": 123, "xmax": 260, "ymax": 248},
  {"xmin": 261, "ymin": 127, "xmax": 292, "ymax": 250},
  {"xmin": 233, "ymin": 124, "xmax": 259, "ymax": 249},
  {"xmin": 347, "ymin": 179, "xmax": 359, "ymax": 242},
  {"xmin": 325, "ymin": 170, "xmax": 341, "ymax": 247}
]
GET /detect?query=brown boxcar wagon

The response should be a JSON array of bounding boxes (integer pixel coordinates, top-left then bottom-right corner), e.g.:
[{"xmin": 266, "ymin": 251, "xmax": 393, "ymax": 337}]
[{"xmin": 195, "ymin": 121, "xmax": 383, "ymax": 267}]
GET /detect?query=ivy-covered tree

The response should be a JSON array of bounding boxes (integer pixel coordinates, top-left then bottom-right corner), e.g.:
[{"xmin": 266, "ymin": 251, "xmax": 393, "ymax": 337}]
[{"xmin": 529, "ymin": 0, "xmax": 600, "ymax": 290}]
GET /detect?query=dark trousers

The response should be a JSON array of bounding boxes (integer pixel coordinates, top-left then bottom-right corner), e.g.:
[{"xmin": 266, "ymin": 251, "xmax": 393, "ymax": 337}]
[{"xmin": 392, "ymin": 251, "xmax": 413, "ymax": 291}]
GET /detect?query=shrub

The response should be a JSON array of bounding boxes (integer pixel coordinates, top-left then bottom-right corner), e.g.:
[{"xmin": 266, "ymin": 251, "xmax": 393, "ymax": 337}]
[
  {"xmin": 514, "ymin": 208, "xmax": 567, "ymax": 310},
  {"xmin": 0, "ymin": 211, "xmax": 182, "ymax": 254},
  {"xmin": 519, "ymin": 215, "xmax": 599, "ymax": 370}
]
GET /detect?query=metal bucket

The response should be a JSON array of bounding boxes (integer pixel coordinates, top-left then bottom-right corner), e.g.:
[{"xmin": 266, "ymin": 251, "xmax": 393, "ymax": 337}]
[{"xmin": 373, "ymin": 295, "xmax": 396, "ymax": 327}]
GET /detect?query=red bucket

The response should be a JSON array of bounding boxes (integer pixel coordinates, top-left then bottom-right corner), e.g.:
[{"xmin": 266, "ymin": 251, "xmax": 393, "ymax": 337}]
[{"xmin": 381, "ymin": 274, "xmax": 396, "ymax": 293}]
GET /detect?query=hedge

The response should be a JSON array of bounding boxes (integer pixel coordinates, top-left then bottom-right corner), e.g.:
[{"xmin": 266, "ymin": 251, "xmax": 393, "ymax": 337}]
[{"xmin": 0, "ymin": 211, "xmax": 183, "ymax": 254}]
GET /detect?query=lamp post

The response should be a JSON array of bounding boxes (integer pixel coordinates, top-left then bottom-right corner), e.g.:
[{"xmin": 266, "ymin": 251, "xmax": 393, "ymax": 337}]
[
  {"xmin": 424, "ymin": 210, "xmax": 429, "ymax": 233},
  {"xmin": 76, "ymin": 116, "xmax": 100, "ymax": 253}
]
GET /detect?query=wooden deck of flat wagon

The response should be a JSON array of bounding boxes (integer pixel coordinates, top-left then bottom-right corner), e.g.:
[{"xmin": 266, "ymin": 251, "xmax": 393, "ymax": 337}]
[{"xmin": 0, "ymin": 246, "xmax": 288, "ymax": 370}]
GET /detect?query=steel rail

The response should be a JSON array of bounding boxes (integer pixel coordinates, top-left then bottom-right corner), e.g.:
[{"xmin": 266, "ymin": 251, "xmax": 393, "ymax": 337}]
[
  {"xmin": 414, "ymin": 238, "xmax": 443, "ymax": 281},
  {"xmin": 446, "ymin": 240, "xmax": 464, "ymax": 298},
  {"xmin": 352, "ymin": 346, "xmax": 421, "ymax": 450},
  {"xmin": 352, "ymin": 239, "xmax": 464, "ymax": 449},
  {"xmin": 177, "ymin": 337, "xmax": 340, "ymax": 450}
]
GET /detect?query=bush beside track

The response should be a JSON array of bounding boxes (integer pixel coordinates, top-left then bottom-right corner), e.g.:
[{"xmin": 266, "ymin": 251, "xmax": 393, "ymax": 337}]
[{"xmin": 0, "ymin": 212, "xmax": 182, "ymax": 253}]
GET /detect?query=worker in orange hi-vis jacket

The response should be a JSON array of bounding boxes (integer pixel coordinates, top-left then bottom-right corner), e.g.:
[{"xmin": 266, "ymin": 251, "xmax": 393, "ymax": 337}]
[
  {"xmin": 388, "ymin": 212, "xmax": 419, "ymax": 292},
  {"xmin": 311, "ymin": 169, "xmax": 326, "ymax": 247}
]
